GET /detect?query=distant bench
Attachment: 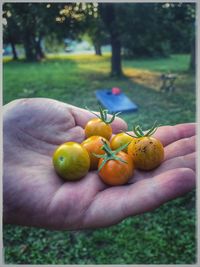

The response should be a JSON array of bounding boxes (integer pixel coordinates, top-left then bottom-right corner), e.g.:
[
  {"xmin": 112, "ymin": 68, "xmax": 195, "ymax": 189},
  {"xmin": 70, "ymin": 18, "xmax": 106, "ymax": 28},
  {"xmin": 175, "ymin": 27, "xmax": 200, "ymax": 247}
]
[{"xmin": 160, "ymin": 74, "xmax": 177, "ymax": 92}]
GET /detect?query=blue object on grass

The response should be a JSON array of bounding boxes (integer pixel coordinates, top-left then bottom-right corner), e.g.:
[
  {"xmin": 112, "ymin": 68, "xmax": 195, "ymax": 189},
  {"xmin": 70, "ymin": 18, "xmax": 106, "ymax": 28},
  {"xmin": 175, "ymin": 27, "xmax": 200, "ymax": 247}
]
[{"xmin": 95, "ymin": 89, "xmax": 138, "ymax": 113}]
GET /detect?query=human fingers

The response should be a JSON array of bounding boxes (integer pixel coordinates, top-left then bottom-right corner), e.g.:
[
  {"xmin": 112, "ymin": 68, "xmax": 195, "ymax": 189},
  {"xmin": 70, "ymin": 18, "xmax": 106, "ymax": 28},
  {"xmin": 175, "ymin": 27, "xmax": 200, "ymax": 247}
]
[
  {"xmin": 164, "ymin": 135, "xmax": 195, "ymax": 161},
  {"xmin": 69, "ymin": 105, "xmax": 128, "ymax": 133},
  {"xmin": 123, "ymin": 168, "xmax": 195, "ymax": 215},
  {"xmin": 154, "ymin": 152, "xmax": 196, "ymax": 176},
  {"xmin": 131, "ymin": 151, "xmax": 196, "ymax": 183},
  {"xmin": 153, "ymin": 123, "xmax": 196, "ymax": 147},
  {"xmin": 125, "ymin": 123, "xmax": 196, "ymax": 148},
  {"xmin": 82, "ymin": 168, "xmax": 195, "ymax": 229}
]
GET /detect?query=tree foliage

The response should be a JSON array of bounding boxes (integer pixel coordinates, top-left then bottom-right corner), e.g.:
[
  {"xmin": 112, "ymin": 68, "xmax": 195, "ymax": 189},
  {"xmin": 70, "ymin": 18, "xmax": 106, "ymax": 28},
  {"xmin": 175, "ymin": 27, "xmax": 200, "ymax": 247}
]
[
  {"xmin": 3, "ymin": 3, "xmax": 91, "ymax": 61},
  {"xmin": 120, "ymin": 3, "xmax": 195, "ymax": 58},
  {"xmin": 3, "ymin": 2, "xmax": 196, "ymax": 72}
]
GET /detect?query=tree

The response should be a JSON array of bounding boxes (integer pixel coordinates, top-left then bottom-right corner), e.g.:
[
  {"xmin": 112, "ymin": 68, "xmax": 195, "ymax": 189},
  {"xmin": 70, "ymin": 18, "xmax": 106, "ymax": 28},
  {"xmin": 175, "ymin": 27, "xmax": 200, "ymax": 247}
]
[
  {"xmin": 121, "ymin": 4, "xmax": 172, "ymax": 58},
  {"xmin": 99, "ymin": 3, "xmax": 196, "ymax": 76},
  {"xmin": 3, "ymin": 2, "xmax": 195, "ymax": 72},
  {"xmin": 3, "ymin": 3, "xmax": 86, "ymax": 61},
  {"xmin": 85, "ymin": 16, "xmax": 109, "ymax": 56},
  {"xmin": 3, "ymin": 3, "xmax": 49, "ymax": 61},
  {"xmin": 188, "ymin": 6, "xmax": 196, "ymax": 72},
  {"xmin": 189, "ymin": 33, "xmax": 195, "ymax": 72},
  {"xmin": 57, "ymin": 3, "xmax": 108, "ymax": 56},
  {"xmin": 3, "ymin": 4, "xmax": 21, "ymax": 60},
  {"xmin": 99, "ymin": 3, "xmax": 123, "ymax": 76}
]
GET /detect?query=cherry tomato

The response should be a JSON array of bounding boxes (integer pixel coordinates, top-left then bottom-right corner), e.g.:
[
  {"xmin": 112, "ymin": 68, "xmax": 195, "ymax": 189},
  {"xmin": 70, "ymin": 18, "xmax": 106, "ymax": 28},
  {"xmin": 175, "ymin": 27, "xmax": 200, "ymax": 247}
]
[
  {"xmin": 126, "ymin": 122, "xmax": 164, "ymax": 171},
  {"xmin": 85, "ymin": 118, "xmax": 112, "ymax": 140},
  {"xmin": 110, "ymin": 132, "xmax": 133, "ymax": 152},
  {"xmin": 85, "ymin": 106, "xmax": 120, "ymax": 140},
  {"xmin": 98, "ymin": 151, "xmax": 134, "ymax": 186},
  {"xmin": 52, "ymin": 142, "xmax": 90, "ymax": 181},
  {"xmin": 128, "ymin": 136, "xmax": 164, "ymax": 171},
  {"xmin": 81, "ymin": 136, "xmax": 110, "ymax": 170}
]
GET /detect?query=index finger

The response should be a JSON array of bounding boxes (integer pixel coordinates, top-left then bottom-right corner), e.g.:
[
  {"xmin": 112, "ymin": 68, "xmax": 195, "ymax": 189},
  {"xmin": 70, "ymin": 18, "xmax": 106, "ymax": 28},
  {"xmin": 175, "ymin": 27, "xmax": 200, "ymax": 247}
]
[
  {"xmin": 153, "ymin": 123, "xmax": 196, "ymax": 146},
  {"xmin": 69, "ymin": 105, "xmax": 128, "ymax": 133}
]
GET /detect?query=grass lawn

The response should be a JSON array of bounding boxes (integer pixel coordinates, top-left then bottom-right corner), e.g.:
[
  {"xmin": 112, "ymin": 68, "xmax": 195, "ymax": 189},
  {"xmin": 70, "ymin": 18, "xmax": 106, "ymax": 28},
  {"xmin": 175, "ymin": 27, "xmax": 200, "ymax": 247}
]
[{"xmin": 3, "ymin": 53, "xmax": 196, "ymax": 264}]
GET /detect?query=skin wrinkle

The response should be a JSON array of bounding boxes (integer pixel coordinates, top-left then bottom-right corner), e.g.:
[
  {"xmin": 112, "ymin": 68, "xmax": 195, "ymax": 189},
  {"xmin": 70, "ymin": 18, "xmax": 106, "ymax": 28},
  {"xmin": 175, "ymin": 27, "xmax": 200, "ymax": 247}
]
[
  {"xmin": 153, "ymin": 123, "xmax": 196, "ymax": 147},
  {"xmin": 154, "ymin": 168, "xmax": 196, "ymax": 202},
  {"xmin": 125, "ymin": 179, "xmax": 158, "ymax": 215},
  {"xmin": 8, "ymin": 98, "xmax": 76, "ymax": 141},
  {"xmin": 120, "ymin": 185, "xmax": 134, "ymax": 219},
  {"xmin": 5, "ymin": 107, "xmax": 84, "ymax": 159},
  {"xmin": 64, "ymin": 126, "xmax": 85, "ymax": 143},
  {"xmin": 80, "ymin": 175, "xmax": 108, "ymax": 228},
  {"xmin": 15, "ymin": 127, "xmax": 57, "ymax": 156},
  {"xmin": 81, "ymin": 185, "xmax": 124, "ymax": 228},
  {"xmin": 4, "ymin": 170, "xmax": 37, "ymax": 217},
  {"xmin": 47, "ymin": 172, "xmax": 107, "ymax": 230},
  {"xmin": 131, "ymin": 152, "xmax": 196, "ymax": 184},
  {"xmin": 164, "ymin": 136, "xmax": 195, "ymax": 160},
  {"xmin": 118, "ymin": 168, "xmax": 195, "ymax": 221},
  {"xmin": 18, "ymin": 118, "xmax": 73, "ymax": 144},
  {"xmin": 158, "ymin": 152, "xmax": 196, "ymax": 173},
  {"xmin": 46, "ymin": 187, "xmax": 71, "ymax": 229},
  {"xmin": 10, "ymin": 179, "xmax": 60, "ymax": 228},
  {"xmin": 70, "ymin": 107, "xmax": 88, "ymax": 128},
  {"xmin": 4, "ymin": 166, "xmax": 62, "ymax": 228},
  {"xmin": 47, "ymin": 186, "xmax": 84, "ymax": 229}
]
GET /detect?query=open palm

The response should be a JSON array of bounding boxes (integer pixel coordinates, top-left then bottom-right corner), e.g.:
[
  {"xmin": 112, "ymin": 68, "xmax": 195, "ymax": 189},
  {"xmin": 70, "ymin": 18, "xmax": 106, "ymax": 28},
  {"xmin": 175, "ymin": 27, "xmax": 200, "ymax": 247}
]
[{"xmin": 3, "ymin": 98, "xmax": 196, "ymax": 230}]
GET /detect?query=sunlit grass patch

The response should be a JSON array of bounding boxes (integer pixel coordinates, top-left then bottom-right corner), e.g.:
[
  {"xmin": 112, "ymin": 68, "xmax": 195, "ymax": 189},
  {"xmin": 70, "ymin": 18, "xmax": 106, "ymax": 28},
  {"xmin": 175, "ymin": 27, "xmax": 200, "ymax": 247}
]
[
  {"xmin": 123, "ymin": 54, "xmax": 190, "ymax": 73},
  {"xmin": 46, "ymin": 52, "xmax": 111, "ymax": 62},
  {"xmin": 124, "ymin": 68, "xmax": 162, "ymax": 91},
  {"xmin": 3, "ymin": 56, "xmax": 15, "ymax": 63}
]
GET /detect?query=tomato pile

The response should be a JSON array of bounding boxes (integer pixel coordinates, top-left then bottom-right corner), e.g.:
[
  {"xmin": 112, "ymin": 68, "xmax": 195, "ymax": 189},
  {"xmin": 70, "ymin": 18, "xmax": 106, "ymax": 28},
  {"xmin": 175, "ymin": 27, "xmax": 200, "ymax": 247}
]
[{"xmin": 52, "ymin": 107, "xmax": 164, "ymax": 185}]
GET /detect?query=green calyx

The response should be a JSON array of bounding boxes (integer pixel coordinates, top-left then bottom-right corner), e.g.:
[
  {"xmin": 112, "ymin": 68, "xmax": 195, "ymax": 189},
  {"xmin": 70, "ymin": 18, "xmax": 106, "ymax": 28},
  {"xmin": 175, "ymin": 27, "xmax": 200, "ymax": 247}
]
[
  {"xmin": 93, "ymin": 140, "xmax": 130, "ymax": 171},
  {"xmin": 126, "ymin": 121, "xmax": 160, "ymax": 138},
  {"xmin": 86, "ymin": 106, "xmax": 121, "ymax": 124}
]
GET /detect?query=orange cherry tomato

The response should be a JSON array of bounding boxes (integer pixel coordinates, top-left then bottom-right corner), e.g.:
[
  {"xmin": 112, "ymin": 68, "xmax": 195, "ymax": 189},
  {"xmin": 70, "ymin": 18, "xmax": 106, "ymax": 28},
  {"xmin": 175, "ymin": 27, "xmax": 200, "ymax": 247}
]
[
  {"xmin": 98, "ymin": 151, "xmax": 134, "ymax": 186},
  {"xmin": 85, "ymin": 106, "xmax": 120, "ymax": 140},
  {"xmin": 110, "ymin": 132, "xmax": 133, "ymax": 152},
  {"xmin": 128, "ymin": 136, "xmax": 164, "ymax": 170},
  {"xmin": 81, "ymin": 136, "xmax": 110, "ymax": 170},
  {"xmin": 85, "ymin": 118, "xmax": 112, "ymax": 140},
  {"xmin": 52, "ymin": 142, "xmax": 90, "ymax": 181}
]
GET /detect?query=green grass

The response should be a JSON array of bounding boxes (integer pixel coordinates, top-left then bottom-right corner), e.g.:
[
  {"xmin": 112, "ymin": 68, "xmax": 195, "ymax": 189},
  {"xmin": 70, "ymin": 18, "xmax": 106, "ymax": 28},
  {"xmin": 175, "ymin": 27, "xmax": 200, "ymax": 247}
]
[
  {"xmin": 124, "ymin": 54, "xmax": 191, "ymax": 73},
  {"xmin": 3, "ymin": 53, "xmax": 196, "ymax": 264}
]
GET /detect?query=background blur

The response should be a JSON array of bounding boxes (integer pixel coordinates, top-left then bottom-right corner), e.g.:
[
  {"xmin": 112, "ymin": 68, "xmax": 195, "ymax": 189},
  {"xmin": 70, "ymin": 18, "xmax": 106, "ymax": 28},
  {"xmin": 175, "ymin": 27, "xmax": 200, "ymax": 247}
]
[{"xmin": 3, "ymin": 2, "xmax": 196, "ymax": 264}]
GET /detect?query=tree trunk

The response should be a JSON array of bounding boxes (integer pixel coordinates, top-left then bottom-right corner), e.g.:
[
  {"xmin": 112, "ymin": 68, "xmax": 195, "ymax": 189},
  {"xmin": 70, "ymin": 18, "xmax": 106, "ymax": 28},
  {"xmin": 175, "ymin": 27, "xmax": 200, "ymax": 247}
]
[
  {"xmin": 23, "ymin": 31, "xmax": 37, "ymax": 61},
  {"xmin": 94, "ymin": 43, "xmax": 102, "ymax": 56},
  {"xmin": 111, "ymin": 34, "xmax": 122, "ymax": 76},
  {"xmin": 35, "ymin": 37, "xmax": 45, "ymax": 60},
  {"xmin": 10, "ymin": 39, "xmax": 18, "ymax": 60},
  {"xmin": 99, "ymin": 3, "xmax": 123, "ymax": 77},
  {"xmin": 189, "ymin": 35, "xmax": 195, "ymax": 72}
]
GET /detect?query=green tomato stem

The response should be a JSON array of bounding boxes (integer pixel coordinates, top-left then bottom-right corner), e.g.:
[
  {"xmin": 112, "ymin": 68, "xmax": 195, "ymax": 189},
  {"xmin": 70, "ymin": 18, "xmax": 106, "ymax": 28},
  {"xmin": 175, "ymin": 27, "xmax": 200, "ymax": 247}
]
[
  {"xmin": 86, "ymin": 106, "xmax": 121, "ymax": 125},
  {"xmin": 93, "ymin": 139, "xmax": 129, "ymax": 171},
  {"xmin": 125, "ymin": 121, "xmax": 160, "ymax": 138}
]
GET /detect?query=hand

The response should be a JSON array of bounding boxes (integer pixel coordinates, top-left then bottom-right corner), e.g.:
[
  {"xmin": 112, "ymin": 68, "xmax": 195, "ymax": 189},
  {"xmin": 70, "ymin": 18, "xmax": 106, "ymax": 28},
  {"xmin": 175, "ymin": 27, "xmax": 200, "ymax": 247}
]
[{"xmin": 3, "ymin": 98, "xmax": 196, "ymax": 230}]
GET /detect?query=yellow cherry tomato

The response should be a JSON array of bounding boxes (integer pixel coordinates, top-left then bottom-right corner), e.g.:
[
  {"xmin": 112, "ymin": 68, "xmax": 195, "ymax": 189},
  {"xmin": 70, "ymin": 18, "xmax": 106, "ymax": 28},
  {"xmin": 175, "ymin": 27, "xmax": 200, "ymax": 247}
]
[
  {"xmin": 52, "ymin": 142, "xmax": 90, "ymax": 181},
  {"xmin": 128, "ymin": 136, "xmax": 164, "ymax": 170},
  {"xmin": 110, "ymin": 132, "xmax": 133, "ymax": 152}
]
